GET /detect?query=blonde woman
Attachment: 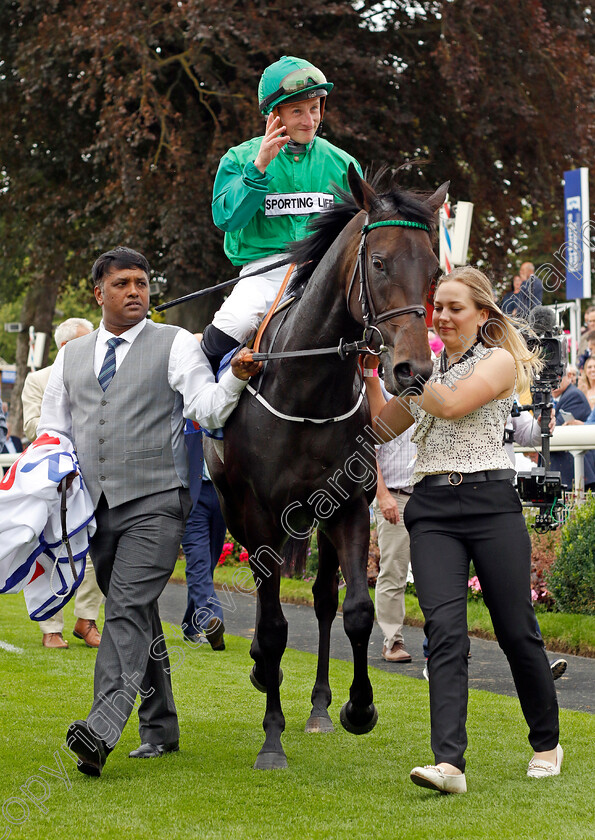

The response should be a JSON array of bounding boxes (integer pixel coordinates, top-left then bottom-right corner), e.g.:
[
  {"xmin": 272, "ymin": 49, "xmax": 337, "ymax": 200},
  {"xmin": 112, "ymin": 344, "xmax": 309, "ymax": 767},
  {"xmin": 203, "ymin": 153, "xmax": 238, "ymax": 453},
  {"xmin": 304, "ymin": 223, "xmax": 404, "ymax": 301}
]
[
  {"xmin": 365, "ymin": 266, "xmax": 561, "ymax": 794},
  {"xmin": 578, "ymin": 356, "xmax": 595, "ymax": 409}
]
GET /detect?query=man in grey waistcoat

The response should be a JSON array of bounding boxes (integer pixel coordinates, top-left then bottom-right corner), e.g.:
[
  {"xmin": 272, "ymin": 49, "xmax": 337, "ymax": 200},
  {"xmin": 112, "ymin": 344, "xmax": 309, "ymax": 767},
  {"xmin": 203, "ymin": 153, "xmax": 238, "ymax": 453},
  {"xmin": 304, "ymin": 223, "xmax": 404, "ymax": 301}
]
[{"xmin": 38, "ymin": 246, "xmax": 261, "ymax": 777}]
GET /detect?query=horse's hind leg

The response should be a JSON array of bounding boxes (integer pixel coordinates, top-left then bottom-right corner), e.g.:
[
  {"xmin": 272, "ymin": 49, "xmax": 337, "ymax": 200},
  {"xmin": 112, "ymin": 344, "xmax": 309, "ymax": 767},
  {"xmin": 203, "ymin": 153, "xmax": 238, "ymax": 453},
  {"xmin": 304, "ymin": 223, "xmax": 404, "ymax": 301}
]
[
  {"xmin": 328, "ymin": 501, "xmax": 378, "ymax": 735},
  {"xmin": 305, "ymin": 529, "xmax": 339, "ymax": 734}
]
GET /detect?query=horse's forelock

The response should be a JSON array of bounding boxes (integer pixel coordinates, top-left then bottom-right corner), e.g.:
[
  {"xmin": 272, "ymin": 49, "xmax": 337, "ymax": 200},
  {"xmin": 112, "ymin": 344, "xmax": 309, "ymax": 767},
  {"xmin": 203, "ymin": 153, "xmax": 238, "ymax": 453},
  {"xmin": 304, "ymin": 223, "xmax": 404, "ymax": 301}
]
[{"xmin": 372, "ymin": 187, "xmax": 437, "ymax": 235}]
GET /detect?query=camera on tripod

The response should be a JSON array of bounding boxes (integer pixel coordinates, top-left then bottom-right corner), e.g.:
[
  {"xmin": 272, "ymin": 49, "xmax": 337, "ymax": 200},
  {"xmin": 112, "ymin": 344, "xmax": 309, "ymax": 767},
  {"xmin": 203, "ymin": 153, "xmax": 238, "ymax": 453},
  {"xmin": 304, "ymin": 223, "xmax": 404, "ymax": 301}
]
[{"xmin": 514, "ymin": 303, "xmax": 568, "ymax": 532}]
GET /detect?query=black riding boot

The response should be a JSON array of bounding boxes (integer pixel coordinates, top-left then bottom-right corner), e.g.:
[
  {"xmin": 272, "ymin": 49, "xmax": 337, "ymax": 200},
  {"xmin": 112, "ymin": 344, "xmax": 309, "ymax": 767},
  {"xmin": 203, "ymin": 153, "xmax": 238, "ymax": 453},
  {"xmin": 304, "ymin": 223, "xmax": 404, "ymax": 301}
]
[{"xmin": 201, "ymin": 324, "xmax": 241, "ymax": 375}]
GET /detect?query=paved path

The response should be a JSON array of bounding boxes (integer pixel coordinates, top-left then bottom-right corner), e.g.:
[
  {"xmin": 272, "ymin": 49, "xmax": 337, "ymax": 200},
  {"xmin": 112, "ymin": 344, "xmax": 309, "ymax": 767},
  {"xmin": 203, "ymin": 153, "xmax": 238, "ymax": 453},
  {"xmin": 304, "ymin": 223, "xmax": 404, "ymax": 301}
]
[{"xmin": 159, "ymin": 582, "xmax": 594, "ymax": 714}]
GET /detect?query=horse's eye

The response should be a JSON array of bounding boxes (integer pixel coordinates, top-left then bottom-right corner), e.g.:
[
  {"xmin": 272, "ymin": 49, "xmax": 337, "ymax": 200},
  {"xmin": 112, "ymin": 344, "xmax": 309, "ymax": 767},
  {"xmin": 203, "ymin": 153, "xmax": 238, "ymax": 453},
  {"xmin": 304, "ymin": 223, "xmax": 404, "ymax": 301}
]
[{"xmin": 372, "ymin": 257, "xmax": 384, "ymax": 271}]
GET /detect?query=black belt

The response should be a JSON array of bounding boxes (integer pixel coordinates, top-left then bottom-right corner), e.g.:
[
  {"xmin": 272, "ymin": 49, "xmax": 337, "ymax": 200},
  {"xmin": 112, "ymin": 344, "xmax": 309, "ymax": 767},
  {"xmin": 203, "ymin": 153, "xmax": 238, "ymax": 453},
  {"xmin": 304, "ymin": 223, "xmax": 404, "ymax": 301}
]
[{"xmin": 417, "ymin": 469, "xmax": 515, "ymax": 488}]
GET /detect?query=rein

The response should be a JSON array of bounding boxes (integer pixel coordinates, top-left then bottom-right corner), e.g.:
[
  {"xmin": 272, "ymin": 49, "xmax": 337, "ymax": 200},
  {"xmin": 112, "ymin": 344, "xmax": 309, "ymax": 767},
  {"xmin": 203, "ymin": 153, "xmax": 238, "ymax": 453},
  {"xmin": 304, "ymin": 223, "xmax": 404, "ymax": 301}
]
[
  {"xmin": 251, "ymin": 335, "xmax": 378, "ymax": 362},
  {"xmin": 48, "ymin": 477, "xmax": 80, "ymax": 599}
]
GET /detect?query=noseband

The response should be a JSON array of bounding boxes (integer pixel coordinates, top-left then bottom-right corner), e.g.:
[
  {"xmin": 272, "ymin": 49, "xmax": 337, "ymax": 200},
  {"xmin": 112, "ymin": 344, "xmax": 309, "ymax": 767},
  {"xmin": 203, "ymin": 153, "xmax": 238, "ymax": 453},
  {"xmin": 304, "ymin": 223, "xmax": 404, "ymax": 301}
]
[{"xmin": 347, "ymin": 218, "xmax": 431, "ymax": 335}]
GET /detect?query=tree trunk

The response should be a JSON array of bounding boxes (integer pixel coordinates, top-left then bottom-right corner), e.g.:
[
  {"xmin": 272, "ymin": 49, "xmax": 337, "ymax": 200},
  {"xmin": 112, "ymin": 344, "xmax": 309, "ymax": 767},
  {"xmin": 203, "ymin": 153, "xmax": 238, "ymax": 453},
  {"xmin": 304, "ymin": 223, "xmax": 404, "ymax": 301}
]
[
  {"xmin": 10, "ymin": 265, "xmax": 62, "ymax": 438},
  {"xmin": 163, "ymin": 286, "xmax": 230, "ymax": 334}
]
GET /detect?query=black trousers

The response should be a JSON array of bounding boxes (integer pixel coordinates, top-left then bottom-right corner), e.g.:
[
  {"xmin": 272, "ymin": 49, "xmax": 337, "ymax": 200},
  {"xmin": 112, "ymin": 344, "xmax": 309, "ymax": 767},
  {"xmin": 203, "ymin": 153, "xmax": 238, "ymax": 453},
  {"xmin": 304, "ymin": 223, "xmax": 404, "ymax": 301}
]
[{"xmin": 404, "ymin": 478, "xmax": 559, "ymax": 772}]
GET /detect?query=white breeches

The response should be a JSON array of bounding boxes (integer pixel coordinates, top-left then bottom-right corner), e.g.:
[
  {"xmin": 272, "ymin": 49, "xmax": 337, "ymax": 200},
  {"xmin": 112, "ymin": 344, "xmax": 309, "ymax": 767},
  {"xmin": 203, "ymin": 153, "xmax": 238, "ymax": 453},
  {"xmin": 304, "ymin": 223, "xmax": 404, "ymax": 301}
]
[{"xmin": 211, "ymin": 256, "xmax": 294, "ymax": 343}]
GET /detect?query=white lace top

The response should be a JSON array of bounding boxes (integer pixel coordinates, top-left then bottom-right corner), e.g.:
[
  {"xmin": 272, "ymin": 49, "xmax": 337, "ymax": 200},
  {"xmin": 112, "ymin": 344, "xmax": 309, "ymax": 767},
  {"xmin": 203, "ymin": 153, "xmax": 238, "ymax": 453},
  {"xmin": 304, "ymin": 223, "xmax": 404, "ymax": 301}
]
[{"xmin": 411, "ymin": 343, "xmax": 515, "ymax": 484}]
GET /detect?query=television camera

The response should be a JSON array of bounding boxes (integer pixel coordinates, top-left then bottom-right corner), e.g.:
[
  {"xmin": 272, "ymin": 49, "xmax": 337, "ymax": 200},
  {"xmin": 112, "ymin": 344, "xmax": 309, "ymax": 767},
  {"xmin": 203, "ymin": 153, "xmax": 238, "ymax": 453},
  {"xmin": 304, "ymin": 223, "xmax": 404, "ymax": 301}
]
[{"xmin": 514, "ymin": 304, "xmax": 569, "ymax": 532}]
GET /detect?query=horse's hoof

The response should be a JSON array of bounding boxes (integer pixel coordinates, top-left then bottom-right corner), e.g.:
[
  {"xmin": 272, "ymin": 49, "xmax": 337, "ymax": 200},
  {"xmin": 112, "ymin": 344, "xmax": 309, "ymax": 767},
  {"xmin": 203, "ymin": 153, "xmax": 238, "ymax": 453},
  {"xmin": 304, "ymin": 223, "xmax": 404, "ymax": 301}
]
[
  {"xmin": 304, "ymin": 713, "xmax": 334, "ymax": 734},
  {"xmin": 339, "ymin": 701, "xmax": 378, "ymax": 735},
  {"xmin": 249, "ymin": 665, "xmax": 283, "ymax": 693},
  {"xmin": 253, "ymin": 751, "xmax": 288, "ymax": 770}
]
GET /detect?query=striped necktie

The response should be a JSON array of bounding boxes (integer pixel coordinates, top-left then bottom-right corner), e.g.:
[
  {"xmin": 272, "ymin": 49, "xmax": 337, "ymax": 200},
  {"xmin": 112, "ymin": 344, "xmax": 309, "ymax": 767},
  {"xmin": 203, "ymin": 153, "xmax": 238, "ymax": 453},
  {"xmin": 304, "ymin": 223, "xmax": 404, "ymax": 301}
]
[{"xmin": 97, "ymin": 337, "xmax": 125, "ymax": 391}]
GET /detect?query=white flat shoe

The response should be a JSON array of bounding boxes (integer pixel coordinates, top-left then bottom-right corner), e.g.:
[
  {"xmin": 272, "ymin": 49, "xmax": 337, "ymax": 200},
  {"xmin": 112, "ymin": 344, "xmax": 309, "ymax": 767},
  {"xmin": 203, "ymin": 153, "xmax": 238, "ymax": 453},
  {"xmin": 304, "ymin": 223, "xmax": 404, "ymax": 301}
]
[
  {"xmin": 527, "ymin": 744, "xmax": 563, "ymax": 778},
  {"xmin": 410, "ymin": 765, "xmax": 467, "ymax": 794}
]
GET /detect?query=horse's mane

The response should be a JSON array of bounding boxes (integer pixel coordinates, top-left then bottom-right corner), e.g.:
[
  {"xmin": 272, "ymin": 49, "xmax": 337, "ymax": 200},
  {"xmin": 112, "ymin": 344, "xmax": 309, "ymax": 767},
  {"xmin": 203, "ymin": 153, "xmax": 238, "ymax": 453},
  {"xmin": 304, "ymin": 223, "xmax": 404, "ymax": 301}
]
[{"xmin": 287, "ymin": 167, "xmax": 437, "ymax": 294}]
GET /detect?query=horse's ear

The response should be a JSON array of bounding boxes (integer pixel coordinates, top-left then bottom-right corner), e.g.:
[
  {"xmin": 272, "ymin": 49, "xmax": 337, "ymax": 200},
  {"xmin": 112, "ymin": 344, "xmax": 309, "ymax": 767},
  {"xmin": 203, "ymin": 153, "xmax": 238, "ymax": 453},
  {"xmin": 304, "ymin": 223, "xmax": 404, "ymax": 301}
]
[
  {"xmin": 348, "ymin": 164, "xmax": 378, "ymax": 213},
  {"xmin": 426, "ymin": 181, "xmax": 450, "ymax": 213}
]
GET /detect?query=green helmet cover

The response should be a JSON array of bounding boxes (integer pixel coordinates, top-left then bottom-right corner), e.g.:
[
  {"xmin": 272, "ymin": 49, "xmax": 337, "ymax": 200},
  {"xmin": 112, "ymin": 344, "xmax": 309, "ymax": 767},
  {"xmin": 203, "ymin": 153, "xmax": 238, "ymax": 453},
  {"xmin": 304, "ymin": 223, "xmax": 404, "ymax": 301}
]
[{"xmin": 258, "ymin": 56, "xmax": 333, "ymax": 115}]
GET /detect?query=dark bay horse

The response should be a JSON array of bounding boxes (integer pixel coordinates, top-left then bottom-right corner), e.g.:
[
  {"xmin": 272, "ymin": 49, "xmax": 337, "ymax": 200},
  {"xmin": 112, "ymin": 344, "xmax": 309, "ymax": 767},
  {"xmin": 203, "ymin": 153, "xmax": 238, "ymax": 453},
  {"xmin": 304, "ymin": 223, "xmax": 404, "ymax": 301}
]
[{"xmin": 205, "ymin": 165, "xmax": 448, "ymax": 769}]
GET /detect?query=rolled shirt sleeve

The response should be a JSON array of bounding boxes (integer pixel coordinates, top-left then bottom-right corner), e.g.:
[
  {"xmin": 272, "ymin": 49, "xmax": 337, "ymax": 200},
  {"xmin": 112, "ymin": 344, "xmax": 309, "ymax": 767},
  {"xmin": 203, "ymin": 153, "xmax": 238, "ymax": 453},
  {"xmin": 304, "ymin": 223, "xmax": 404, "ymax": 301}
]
[
  {"xmin": 37, "ymin": 349, "xmax": 74, "ymax": 441},
  {"xmin": 168, "ymin": 329, "xmax": 248, "ymax": 430}
]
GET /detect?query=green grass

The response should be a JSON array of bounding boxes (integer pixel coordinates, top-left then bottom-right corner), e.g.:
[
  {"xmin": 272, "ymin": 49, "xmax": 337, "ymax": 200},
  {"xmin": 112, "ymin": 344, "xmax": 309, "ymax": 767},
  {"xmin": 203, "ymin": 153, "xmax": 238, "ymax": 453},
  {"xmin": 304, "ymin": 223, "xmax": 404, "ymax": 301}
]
[
  {"xmin": 170, "ymin": 561, "xmax": 595, "ymax": 657},
  {"xmin": 0, "ymin": 593, "xmax": 594, "ymax": 840}
]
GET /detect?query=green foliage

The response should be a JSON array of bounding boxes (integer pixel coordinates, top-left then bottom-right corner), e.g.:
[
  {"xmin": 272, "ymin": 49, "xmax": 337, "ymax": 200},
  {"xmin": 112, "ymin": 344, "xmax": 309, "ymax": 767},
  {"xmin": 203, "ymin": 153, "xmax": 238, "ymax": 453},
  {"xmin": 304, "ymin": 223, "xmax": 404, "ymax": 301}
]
[
  {"xmin": 548, "ymin": 493, "xmax": 595, "ymax": 615},
  {"xmin": 49, "ymin": 278, "xmax": 100, "ymax": 364},
  {"xmin": 305, "ymin": 532, "xmax": 320, "ymax": 580}
]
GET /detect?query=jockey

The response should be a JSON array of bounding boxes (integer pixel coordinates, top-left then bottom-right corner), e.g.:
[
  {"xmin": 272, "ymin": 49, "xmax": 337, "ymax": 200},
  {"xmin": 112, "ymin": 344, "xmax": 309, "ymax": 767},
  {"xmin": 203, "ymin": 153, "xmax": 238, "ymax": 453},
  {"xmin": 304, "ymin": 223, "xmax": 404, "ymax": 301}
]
[{"xmin": 202, "ymin": 55, "xmax": 363, "ymax": 373}]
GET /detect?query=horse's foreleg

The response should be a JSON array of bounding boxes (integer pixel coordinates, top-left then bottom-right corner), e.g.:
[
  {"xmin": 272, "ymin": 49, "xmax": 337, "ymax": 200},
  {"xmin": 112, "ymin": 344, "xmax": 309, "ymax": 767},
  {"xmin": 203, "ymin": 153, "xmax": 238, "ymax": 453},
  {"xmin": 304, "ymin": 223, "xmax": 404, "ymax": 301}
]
[
  {"xmin": 305, "ymin": 529, "xmax": 339, "ymax": 734},
  {"xmin": 249, "ymin": 558, "xmax": 289, "ymax": 770},
  {"xmin": 249, "ymin": 596, "xmax": 284, "ymax": 692},
  {"xmin": 328, "ymin": 502, "xmax": 378, "ymax": 735}
]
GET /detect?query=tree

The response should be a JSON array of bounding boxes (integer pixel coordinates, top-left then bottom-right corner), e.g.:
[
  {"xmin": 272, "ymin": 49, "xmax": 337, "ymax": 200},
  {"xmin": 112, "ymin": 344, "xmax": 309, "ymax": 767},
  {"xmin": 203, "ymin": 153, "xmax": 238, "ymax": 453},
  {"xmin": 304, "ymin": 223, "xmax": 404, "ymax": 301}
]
[
  {"xmin": 366, "ymin": 0, "xmax": 594, "ymax": 287},
  {"xmin": 1, "ymin": 0, "xmax": 593, "ymax": 429}
]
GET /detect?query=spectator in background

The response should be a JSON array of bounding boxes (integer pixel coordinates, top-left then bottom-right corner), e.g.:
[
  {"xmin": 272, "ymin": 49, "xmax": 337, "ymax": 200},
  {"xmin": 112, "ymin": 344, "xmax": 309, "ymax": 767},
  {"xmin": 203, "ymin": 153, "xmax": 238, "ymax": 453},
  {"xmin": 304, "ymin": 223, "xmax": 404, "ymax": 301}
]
[
  {"xmin": 577, "ymin": 305, "xmax": 595, "ymax": 356},
  {"xmin": 516, "ymin": 261, "xmax": 543, "ymax": 320},
  {"xmin": 21, "ymin": 317, "xmax": 104, "ymax": 650},
  {"xmin": 500, "ymin": 275, "xmax": 522, "ymax": 315},
  {"xmin": 577, "ymin": 330, "xmax": 595, "ymax": 372},
  {"xmin": 22, "ymin": 318, "xmax": 95, "ymax": 442},
  {"xmin": 566, "ymin": 364, "xmax": 578, "ymax": 386},
  {"xmin": 549, "ymin": 370, "xmax": 592, "ymax": 491},
  {"xmin": 373, "ymin": 413, "xmax": 415, "ymax": 664},
  {"xmin": 180, "ymin": 419, "xmax": 226, "ymax": 651},
  {"xmin": 578, "ymin": 356, "xmax": 595, "ymax": 410},
  {"xmin": 0, "ymin": 415, "xmax": 23, "ymax": 471},
  {"xmin": 560, "ymin": 401, "xmax": 595, "ymax": 492}
]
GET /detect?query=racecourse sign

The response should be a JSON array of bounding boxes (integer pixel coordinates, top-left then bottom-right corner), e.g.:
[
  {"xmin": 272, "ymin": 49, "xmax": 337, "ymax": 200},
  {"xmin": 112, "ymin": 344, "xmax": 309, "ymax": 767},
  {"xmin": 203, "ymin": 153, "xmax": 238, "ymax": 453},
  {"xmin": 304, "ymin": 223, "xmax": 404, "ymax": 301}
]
[{"xmin": 563, "ymin": 167, "xmax": 591, "ymax": 299}]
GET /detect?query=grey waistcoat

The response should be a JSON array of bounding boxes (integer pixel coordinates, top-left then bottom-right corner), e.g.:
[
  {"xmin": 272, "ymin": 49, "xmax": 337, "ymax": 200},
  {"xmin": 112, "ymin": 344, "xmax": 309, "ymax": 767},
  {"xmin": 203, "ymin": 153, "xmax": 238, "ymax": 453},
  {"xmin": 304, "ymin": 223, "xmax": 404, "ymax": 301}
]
[{"xmin": 63, "ymin": 320, "xmax": 188, "ymax": 508}]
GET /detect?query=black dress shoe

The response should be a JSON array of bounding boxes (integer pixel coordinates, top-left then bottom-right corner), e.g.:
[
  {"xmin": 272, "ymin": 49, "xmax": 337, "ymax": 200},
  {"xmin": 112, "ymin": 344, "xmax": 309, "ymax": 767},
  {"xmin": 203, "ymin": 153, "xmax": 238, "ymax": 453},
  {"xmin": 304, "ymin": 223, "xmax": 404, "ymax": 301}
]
[
  {"xmin": 128, "ymin": 740, "xmax": 179, "ymax": 759},
  {"xmin": 66, "ymin": 720, "xmax": 109, "ymax": 777}
]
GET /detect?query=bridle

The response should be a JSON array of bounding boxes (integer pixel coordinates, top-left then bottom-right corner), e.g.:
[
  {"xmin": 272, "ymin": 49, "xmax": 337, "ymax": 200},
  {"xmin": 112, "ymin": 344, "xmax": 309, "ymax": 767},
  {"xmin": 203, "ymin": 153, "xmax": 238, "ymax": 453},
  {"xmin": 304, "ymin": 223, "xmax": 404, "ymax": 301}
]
[
  {"xmin": 347, "ymin": 217, "xmax": 431, "ymax": 343},
  {"xmin": 250, "ymin": 216, "xmax": 433, "ymax": 364},
  {"xmin": 243, "ymin": 216, "xmax": 433, "ymax": 423}
]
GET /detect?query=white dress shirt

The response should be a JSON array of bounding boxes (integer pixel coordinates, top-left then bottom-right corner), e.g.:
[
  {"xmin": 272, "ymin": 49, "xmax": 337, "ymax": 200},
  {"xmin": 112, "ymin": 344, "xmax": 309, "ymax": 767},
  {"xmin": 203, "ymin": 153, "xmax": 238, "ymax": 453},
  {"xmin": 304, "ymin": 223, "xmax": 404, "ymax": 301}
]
[{"xmin": 38, "ymin": 319, "xmax": 247, "ymax": 439}]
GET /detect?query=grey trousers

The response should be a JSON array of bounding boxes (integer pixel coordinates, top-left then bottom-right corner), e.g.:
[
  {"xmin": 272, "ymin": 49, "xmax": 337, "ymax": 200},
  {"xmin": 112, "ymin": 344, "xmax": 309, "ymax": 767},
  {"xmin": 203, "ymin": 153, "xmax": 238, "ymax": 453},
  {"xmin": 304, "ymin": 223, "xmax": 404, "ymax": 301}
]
[{"xmin": 86, "ymin": 488, "xmax": 191, "ymax": 748}]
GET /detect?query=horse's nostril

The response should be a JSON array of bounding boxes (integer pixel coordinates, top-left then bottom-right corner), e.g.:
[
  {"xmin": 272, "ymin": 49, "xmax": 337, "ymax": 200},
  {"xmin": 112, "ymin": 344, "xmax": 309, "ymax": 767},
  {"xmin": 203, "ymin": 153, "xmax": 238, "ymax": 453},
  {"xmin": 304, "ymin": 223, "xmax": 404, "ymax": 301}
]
[{"xmin": 394, "ymin": 363, "xmax": 413, "ymax": 381}]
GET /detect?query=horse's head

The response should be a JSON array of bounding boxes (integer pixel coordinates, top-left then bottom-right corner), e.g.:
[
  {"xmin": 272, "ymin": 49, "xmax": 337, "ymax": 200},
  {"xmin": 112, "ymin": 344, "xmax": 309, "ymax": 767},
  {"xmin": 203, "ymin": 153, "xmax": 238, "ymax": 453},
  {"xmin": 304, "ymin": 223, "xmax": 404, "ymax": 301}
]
[{"xmin": 346, "ymin": 165, "xmax": 449, "ymax": 395}]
